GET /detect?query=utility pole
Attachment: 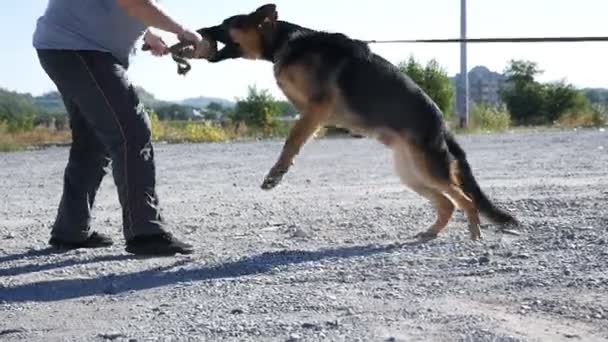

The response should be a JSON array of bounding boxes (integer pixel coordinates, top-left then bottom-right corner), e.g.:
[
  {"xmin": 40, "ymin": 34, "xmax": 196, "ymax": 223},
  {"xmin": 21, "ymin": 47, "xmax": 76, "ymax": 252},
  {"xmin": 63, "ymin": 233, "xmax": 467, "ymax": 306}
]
[{"xmin": 459, "ymin": 0, "xmax": 469, "ymax": 128}]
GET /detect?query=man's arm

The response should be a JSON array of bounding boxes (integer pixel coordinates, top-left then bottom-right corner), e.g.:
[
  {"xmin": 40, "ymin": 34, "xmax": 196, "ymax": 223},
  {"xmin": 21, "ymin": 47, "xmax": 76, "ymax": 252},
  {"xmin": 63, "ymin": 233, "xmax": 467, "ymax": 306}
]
[
  {"xmin": 116, "ymin": 0, "xmax": 184, "ymax": 34},
  {"xmin": 116, "ymin": 0, "xmax": 209, "ymax": 57}
]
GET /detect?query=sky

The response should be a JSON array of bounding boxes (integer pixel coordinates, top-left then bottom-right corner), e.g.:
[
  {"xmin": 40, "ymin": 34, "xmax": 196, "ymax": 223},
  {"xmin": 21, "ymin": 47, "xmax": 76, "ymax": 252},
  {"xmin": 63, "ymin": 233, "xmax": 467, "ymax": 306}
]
[{"xmin": 1, "ymin": 0, "xmax": 607, "ymax": 102}]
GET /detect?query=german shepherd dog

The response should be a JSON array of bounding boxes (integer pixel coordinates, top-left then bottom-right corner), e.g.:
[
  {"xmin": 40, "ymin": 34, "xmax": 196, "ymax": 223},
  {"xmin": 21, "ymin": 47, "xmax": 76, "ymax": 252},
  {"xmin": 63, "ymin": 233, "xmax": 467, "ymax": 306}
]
[{"xmin": 180, "ymin": 4, "xmax": 518, "ymax": 240}]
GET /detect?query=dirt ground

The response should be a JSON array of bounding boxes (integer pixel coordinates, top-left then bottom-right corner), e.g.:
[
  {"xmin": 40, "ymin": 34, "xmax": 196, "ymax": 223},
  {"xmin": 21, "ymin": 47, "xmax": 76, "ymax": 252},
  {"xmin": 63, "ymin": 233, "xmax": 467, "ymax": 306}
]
[{"xmin": 1, "ymin": 128, "xmax": 607, "ymax": 342}]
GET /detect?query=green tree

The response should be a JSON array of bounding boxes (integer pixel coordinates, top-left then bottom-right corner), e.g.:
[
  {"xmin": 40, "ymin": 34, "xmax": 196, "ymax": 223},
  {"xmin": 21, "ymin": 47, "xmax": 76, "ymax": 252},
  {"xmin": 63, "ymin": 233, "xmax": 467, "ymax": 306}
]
[
  {"xmin": 398, "ymin": 56, "xmax": 455, "ymax": 119},
  {"xmin": 503, "ymin": 60, "xmax": 543, "ymax": 84},
  {"xmin": 206, "ymin": 102, "xmax": 224, "ymax": 112},
  {"xmin": 276, "ymin": 100, "xmax": 298, "ymax": 117},
  {"xmin": 544, "ymin": 81, "xmax": 590, "ymax": 122},
  {"xmin": 501, "ymin": 60, "xmax": 590, "ymax": 125},
  {"xmin": 232, "ymin": 85, "xmax": 280, "ymax": 130},
  {"xmin": 500, "ymin": 60, "xmax": 547, "ymax": 125},
  {"xmin": 0, "ymin": 88, "xmax": 37, "ymax": 132},
  {"xmin": 155, "ymin": 104, "xmax": 196, "ymax": 121}
]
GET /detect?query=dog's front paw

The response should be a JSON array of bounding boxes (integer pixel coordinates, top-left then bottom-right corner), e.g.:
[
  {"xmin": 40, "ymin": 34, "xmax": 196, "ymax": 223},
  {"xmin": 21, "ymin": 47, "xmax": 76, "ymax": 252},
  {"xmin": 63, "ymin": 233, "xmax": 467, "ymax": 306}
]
[{"xmin": 261, "ymin": 168, "xmax": 287, "ymax": 190}]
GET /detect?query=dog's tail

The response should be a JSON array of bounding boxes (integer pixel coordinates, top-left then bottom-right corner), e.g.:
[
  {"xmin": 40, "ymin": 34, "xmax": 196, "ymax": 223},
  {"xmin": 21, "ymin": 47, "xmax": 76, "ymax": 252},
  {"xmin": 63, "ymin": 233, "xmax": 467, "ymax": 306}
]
[{"xmin": 445, "ymin": 131, "xmax": 518, "ymax": 225}]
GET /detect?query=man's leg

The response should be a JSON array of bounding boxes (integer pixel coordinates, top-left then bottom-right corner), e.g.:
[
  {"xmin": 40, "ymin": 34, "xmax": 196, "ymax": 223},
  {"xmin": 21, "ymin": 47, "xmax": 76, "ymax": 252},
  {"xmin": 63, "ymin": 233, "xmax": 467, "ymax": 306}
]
[
  {"xmin": 49, "ymin": 97, "xmax": 113, "ymax": 248},
  {"xmin": 37, "ymin": 49, "xmax": 192, "ymax": 255}
]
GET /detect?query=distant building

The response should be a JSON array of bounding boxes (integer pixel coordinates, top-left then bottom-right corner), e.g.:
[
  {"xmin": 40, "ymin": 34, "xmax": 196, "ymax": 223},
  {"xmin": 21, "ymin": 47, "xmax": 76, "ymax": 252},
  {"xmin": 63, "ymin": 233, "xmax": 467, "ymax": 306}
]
[{"xmin": 452, "ymin": 66, "xmax": 507, "ymax": 110}]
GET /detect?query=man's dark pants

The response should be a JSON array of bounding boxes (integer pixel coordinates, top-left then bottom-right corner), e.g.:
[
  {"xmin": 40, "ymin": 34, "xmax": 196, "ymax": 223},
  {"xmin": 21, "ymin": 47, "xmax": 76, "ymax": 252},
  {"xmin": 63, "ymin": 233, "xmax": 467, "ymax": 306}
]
[{"xmin": 36, "ymin": 49, "xmax": 166, "ymax": 242}]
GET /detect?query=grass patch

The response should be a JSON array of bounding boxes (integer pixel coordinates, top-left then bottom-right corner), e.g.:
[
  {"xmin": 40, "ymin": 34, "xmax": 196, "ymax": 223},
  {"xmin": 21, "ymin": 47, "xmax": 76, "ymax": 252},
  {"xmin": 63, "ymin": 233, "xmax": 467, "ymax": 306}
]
[
  {"xmin": 452, "ymin": 103, "xmax": 512, "ymax": 134},
  {"xmin": 555, "ymin": 105, "xmax": 607, "ymax": 128},
  {"xmin": 0, "ymin": 135, "xmax": 22, "ymax": 152},
  {"xmin": 150, "ymin": 117, "xmax": 295, "ymax": 144},
  {"xmin": 0, "ymin": 122, "xmax": 71, "ymax": 152},
  {"xmin": 3, "ymin": 104, "xmax": 604, "ymax": 154},
  {"xmin": 151, "ymin": 118, "xmax": 230, "ymax": 144}
]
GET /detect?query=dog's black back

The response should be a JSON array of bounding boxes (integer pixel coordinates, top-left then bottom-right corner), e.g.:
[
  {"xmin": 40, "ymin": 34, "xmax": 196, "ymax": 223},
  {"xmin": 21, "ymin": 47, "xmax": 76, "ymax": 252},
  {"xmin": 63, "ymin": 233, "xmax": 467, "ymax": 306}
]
[{"xmin": 273, "ymin": 29, "xmax": 446, "ymax": 146}]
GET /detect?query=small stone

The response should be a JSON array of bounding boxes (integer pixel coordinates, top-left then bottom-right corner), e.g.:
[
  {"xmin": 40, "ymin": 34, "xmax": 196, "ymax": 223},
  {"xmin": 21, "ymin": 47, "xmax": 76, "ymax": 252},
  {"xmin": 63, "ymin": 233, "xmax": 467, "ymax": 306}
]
[
  {"xmin": 478, "ymin": 256, "xmax": 491, "ymax": 265},
  {"xmin": 292, "ymin": 227, "xmax": 309, "ymax": 238},
  {"xmin": 301, "ymin": 322, "xmax": 318, "ymax": 330},
  {"xmin": 98, "ymin": 333, "xmax": 126, "ymax": 340},
  {"xmin": 325, "ymin": 320, "xmax": 339, "ymax": 328},
  {"xmin": 501, "ymin": 229, "xmax": 521, "ymax": 236},
  {"xmin": 287, "ymin": 333, "xmax": 301, "ymax": 341},
  {"xmin": 231, "ymin": 308, "xmax": 244, "ymax": 315}
]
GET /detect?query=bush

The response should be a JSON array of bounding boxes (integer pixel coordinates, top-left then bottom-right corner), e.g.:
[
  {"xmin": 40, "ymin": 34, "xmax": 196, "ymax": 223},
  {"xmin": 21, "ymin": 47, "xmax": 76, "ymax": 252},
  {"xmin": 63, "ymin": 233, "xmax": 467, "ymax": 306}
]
[
  {"xmin": 0, "ymin": 121, "xmax": 72, "ymax": 152},
  {"xmin": 149, "ymin": 110, "xmax": 164, "ymax": 141},
  {"xmin": 184, "ymin": 121, "xmax": 228, "ymax": 143},
  {"xmin": 232, "ymin": 85, "xmax": 280, "ymax": 131},
  {"xmin": 500, "ymin": 81, "xmax": 547, "ymax": 125},
  {"xmin": 0, "ymin": 89, "xmax": 37, "ymax": 133},
  {"xmin": 544, "ymin": 81, "xmax": 590, "ymax": 123},
  {"xmin": 467, "ymin": 103, "xmax": 512, "ymax": 132},
  {"xmin": 0, "ymin": 122, "xmax": 20, "ymax": 152},
  {"xmin": 556, "ymin": 105, "xmax": 607, "ymax": 128},
  {"xmin": 148, "ymin": 109, "xmax": 230, "ymax": 143}
]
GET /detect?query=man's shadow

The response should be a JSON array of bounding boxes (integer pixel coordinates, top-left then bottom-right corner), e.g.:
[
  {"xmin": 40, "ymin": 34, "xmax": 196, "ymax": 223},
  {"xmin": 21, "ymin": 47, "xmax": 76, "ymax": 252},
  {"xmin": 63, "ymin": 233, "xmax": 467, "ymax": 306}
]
[
  {"xmin": 0, "ymin": 248, "xmax": 136, "ymax": 277},
  {"xmin": 0, "ymin": 241, "xmax": 424, "ymax": 303}
]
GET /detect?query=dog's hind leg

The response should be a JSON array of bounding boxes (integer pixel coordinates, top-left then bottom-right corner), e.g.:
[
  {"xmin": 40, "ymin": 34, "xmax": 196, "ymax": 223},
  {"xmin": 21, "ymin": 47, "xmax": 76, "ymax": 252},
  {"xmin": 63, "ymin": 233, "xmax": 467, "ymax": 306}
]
[
  {"xmin": 392, "ymin": 145, "xmax": 455, "ymax": 240},
  {"xmin": 412, "ymin": 186, "xmax": 456, "ymax": 240},
  {"xmin": 394, "ymin": 137, "xmax": 482, "ymax": 240}
]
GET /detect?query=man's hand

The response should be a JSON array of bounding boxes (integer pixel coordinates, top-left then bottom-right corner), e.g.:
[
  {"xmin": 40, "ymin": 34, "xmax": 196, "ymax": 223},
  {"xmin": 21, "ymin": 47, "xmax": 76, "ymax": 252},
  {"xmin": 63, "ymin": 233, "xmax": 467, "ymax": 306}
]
[
  {"xmin": 177, "ymin": 29, "xmax": 211, "ymax": 59},
  {"xmin": 143, "ymin": 30, "xmax": 169, "ymax": 56},
  {"xmin": 117, "ymin": 0, "xmax": 212, "ymax": 59}
]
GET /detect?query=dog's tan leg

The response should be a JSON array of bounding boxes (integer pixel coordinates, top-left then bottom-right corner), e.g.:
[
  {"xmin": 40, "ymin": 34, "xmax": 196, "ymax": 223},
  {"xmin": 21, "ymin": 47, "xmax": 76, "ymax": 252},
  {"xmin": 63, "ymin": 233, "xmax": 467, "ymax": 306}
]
[
  {"xmin": 392, "ymin": 145, "xmax": 455, "ymax": 239},
  {"xmin": 412, "ymin": 186, "xmax": 456, "ymax": 240},
  {"xmin": 261, "ymin": 108, "xmax": 329, "ymax": 190},
  {"xmin": 442, "ymin": 185, "xmax": 482, "ymax": 240}
]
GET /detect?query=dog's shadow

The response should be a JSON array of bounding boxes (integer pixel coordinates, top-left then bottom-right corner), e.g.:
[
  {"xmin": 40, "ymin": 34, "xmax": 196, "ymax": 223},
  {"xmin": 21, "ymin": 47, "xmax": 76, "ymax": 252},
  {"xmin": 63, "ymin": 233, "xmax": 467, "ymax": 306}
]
[{"xmin": 0, "ymin": 240, "xmax": 427, "ymax": 303}]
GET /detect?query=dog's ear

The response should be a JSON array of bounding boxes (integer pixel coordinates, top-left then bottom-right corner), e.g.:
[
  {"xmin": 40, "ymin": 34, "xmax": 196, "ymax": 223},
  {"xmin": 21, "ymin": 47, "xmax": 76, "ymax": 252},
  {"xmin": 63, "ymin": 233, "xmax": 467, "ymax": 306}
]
[{"xmin": 252, "ymin": 4, "xmax": 278, "ymax": 29}]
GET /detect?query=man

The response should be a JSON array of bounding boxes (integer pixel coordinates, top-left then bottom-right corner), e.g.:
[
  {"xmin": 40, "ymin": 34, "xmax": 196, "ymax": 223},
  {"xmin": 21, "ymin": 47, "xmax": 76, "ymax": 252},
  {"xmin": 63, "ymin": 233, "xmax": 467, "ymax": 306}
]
[{"xmin": 32, "ymin": 0, "xmax": 210, "ymax": 255}]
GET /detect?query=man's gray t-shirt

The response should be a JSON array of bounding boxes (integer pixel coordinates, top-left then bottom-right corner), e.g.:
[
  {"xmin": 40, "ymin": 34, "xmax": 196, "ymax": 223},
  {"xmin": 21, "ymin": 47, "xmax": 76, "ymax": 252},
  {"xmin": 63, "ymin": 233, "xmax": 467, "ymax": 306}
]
[{"xmin": 33, "ymin": 0, "xmax": 148, "ymax": 66}]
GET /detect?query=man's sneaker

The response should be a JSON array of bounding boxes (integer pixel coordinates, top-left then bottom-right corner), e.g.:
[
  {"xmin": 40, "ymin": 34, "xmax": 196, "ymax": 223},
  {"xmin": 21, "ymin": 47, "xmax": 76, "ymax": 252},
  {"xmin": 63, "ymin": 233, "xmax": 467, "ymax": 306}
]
[
  {"xmin": 49, "ymin": 231, "xmax": 114, "ymax": 250},
  {"xmin": 125, "ymin": 233, "xmax": 194, "ymax": 256}
]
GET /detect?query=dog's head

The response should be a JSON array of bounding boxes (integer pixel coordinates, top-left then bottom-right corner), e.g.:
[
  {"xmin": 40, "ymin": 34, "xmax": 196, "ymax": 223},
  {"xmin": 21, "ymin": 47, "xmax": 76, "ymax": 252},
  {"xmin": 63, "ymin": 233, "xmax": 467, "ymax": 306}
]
[{"xmin": 201, "ymin": 4, "xmax": 279, "ymax": 62}]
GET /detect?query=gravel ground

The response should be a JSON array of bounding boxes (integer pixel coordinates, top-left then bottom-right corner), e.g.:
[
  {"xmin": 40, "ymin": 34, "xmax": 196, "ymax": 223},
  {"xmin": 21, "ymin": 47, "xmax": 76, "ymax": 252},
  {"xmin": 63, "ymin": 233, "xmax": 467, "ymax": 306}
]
[{"xmin": 0, "ymin": 128, "xmax": 607, "ymax": 342}]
